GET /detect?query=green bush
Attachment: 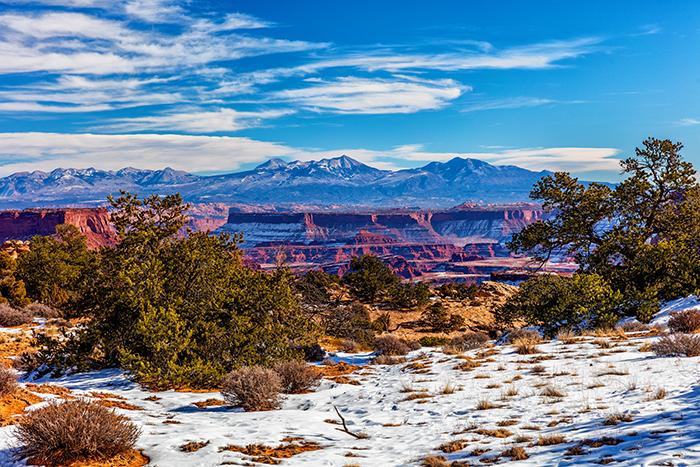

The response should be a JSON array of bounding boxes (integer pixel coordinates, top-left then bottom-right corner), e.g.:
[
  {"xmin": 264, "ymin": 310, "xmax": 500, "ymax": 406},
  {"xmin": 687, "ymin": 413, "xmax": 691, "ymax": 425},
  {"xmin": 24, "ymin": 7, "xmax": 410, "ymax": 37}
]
[
  {"xmin": 295, "ymin": 269, "xmax": 340, "ymax": 307},
  {"xmin": 16, "ymin": 224, "xmax": 95, "ymax": 313},
  {"xmin": 421, "ymin": 302, "xmax": 465, "ymax": 333},
  {"xmin": 388, "ymin": 282, "xmax": 430, "ymax": 309},
  {"xmin": 436, "ymin": 282, "xmax": 478, "ymax": 301},
  {"xmin": 29, "ymin": 193, "xmax": 319, "ymax": 390},
  {"xmin": 343, "ymin": 255, "xmax": 399, "ymax": 302},
  {"xmin": 509, "ymin": 137, "xmax": 700, "ymax": 312},
  {"xmin": 495, "ymin": 273, "xmax": 622, "ymax": 336},
  {"xmin": 0, "ymin": 252, "xmax": 29, "ymax": 308},
  {"xmin": 418, "ymin": 336, "xmax": 451, "ymax": 347},
  {"xmin": 322, "ymin": 303, "xmax": 375, "ymax": 347}
]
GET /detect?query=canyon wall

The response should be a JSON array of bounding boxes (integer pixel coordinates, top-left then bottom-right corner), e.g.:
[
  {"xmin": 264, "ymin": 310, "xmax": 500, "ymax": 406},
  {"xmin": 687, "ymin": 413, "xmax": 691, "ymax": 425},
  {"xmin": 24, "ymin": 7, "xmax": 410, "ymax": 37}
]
[
  {"xmin": 0, "ymin": 208, "xmax": 117, "ymax": 248},
  {"xmin": 223, "ymin": 206, "xmax": 544, "ymax": 247},
  {"xmin": 220, "ymin": 206, "xmax": 546, "ymax": 280}
]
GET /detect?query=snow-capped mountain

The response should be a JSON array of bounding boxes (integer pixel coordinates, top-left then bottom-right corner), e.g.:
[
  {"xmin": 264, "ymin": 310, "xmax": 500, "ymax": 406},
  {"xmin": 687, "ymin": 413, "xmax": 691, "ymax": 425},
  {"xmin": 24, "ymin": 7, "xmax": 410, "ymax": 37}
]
[{"xmin": 0, "ymin": 156, "xmax": 554, "ymax": 208}]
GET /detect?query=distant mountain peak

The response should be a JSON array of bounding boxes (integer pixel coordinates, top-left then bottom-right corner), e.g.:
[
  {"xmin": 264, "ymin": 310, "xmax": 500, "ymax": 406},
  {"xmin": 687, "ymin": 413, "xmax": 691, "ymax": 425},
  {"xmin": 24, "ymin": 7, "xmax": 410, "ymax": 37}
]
[
  {"xmin": 0, "ymin": 155, "xmax": 569, "ymax": 208},
  {"xmin": 255, "ymin": 158, "xmax": 289, "ymax": 171}
]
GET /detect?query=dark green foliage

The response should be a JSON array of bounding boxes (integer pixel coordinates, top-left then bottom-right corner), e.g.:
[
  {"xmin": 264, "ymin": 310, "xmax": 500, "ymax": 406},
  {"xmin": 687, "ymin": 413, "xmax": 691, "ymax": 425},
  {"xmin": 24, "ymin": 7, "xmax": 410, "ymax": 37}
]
[
  {"xmin": 421, "ymin": 301, "xmax": 465, "ymax": 333},
  {"xmin": 295, "ymin": 269, "xmax": 340, "ymax": 307},
  {"xmin": 0, "ymin": 252, "xmax": 29, "ymax": 308},
  {"xmin": 418, "ymin": 336, "xmax": 451, "ymax": 347},
  {"xmin": 343, "ymin": 255, "xmax": 400, "ymax": 302},
  {"xmin": 17, "ymin": 224, "xmax": 96, "ymax": 313},
  {"xmin": 509, "ymin": 138, "xmax": 700, "ymax": 315},
  {"xmin": 496, "ymin": 273, "xmax": 621, "ymax": 336},
  {"xmin": 31, "ymin": 193, "xmax": 318, "ymax": 389},
  {"xmin": 437, "ymin": 282, "xmax": 478, "ymax": 301},
  {"xmin": 322, "ymin": 303, "xmax": 375, "ymax": 347},
  {"xmin": 388, "ymin": 282, "xmax": 430, "ymax": 309}
]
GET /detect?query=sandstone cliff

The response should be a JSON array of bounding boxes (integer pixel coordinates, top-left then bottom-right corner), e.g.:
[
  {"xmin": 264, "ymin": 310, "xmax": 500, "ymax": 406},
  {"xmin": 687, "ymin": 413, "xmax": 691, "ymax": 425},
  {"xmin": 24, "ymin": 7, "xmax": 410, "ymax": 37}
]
[{"xmin": 0, "ymin": 208, "xmax": 117, "ymax": 249}]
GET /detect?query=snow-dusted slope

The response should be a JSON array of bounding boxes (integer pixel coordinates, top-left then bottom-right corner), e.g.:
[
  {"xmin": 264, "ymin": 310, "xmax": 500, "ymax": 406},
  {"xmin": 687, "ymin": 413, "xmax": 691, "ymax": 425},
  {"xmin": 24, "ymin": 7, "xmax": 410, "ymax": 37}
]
[{"xmin": 1, "ymin": 329, "xmax": 699, "ymax": 466}]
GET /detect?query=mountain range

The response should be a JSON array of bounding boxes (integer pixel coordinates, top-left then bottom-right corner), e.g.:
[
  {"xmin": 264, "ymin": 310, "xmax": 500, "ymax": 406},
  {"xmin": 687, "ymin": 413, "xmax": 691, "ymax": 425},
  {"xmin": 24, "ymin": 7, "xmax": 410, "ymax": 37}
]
[{"xmin": 0, "ymin": 156, "xmax": 554, "ymax": 208}]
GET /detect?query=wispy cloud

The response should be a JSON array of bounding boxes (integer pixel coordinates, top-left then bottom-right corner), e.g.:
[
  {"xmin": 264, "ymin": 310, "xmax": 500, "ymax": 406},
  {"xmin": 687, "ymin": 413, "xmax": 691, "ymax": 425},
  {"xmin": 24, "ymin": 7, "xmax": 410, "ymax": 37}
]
[
  {"xmin": 273, "ymin": 76, "xmax": 467, "ymax": 114},
  {"xmin": 0, "ymin": 11, "xmax": 326, "ymax": 75},
  {"xmin": 677, "ymin": 118, "xmax": 700, "ymax": 126},
  {"xmin": 309, "ymin": 144, "xmax": 622, "ymax": 174},
  {"xmin": 124, "ymin": 0, "xmax": 184, "ymax": 23},
  {"xmin": 461, "ymin": 97, "xmax": 558, "ymax": 112},
  {"xmin": 99, "ymin": 108, "xmax": 294, "ymax": 133},
  {"xmin": 0, "ymin": 132, "xmax": 295, "ymax": 175}
]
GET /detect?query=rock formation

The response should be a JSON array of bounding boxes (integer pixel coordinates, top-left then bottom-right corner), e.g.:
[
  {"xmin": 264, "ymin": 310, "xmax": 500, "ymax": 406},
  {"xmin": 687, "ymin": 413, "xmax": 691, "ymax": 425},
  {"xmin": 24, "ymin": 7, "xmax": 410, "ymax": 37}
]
[
  {"xmin": 219, "ymin": 205, "xmax": 554, "ymax": 281},
  {"xmin": 0, "ymin": 208, "xmax": 117, "ymax": 249}
]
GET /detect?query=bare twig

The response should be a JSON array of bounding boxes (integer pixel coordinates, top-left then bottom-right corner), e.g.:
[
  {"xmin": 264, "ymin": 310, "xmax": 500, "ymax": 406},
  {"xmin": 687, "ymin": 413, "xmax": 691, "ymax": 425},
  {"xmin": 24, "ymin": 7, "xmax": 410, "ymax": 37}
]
[{"xmin": 333, "ymin": 405, "xmax": 364, "ymax": 439}]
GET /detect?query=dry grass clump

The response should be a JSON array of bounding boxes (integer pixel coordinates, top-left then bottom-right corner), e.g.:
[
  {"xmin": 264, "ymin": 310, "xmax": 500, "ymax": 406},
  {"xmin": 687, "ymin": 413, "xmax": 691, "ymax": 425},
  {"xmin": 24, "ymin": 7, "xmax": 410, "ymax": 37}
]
[
  {"xmin": 646, "ymin": 387, "xmax": 667, "ymax": 400},
  {"xmin": 0, "ymin": 303, "xmax": 32, "ymax": 327},
  {"xmin": 444, "ymin": 332, "xmax": 490, "ymax": 352},
  {"xmin": 496, "ymin": 419, "xmax": 519, "ymax": 427},
  {"xmin": 475, "ymin": 428, "xmax": 513, "ymax": 438},
  {"xmin": 531, "ymin": 365, "xmax": 547, "ymax": 374},
  {"xmin": 476, "ymin": 398, "xmax": 499, "ymax": 410},
  {"xmin": 617, "ymin": 321, "xmax": 649, "ymax": 333},
  {"xmin": 505, "ymin": 328, "xmax": 542, "ymax": 344},
  {"xmin": 651, "ymin": 334, "xmax": 700, "ymax": 357},
  {"xmin": 15, "ymin": 399, "xmax": 139, "ymax": 465},
  {"xmin": 540, "ymin": 385, "xmax": 567, "ymax": 398},
  {"xmin": 668, "ymin": 309, "xmax": 700, "ymax": 334},
  {"xmin": 596, "ymin": 366, "xmax": 629, "ymax": 376},
  {"xmin": 536, "ymin": 434, "xmax": 567, "ymax": 446},
  {"xmin": 593, "ymin": 339, "xmax": 612, "ymax": 349},
  {"xmin": 180, "ymin": 440, "xmax": 210, "ymax": 452},
  {"xmin": 556, "ymin": 329, "xmax": 578, "ymax": 344},
  {"xmin": 439, "ymin": 439, "xmax": 467, "ymax": 453},
  {"xmin": 440, "ymin": 381, "xmax": 457, "ymax": 394},
  {"xmin": 373, "ymin": 354, "xmax": 406, "ymax": 365},
  {"xmin": 603, "ymin": 412, "xmax": 633, "ymax": 426},
  {"xmin": 513, "ymin": 336, "xmax": 541, "ymax": 355},
  {"xmin": 502, "ymin": 446, "xmax": 529, "ymax": 460},
  {"xmin": 454, "ymin": 358, "xmax": 481, "ymax": 372},
  {"xmin": 374, "ymin": 335, "xmax": 419, "ymax": 356},
  {"xmin": 23, "ymin": 302, "xmax": 61, "ymax": 319},
  {"xmin": 339, "ymin": 339, "xmax": 366, "ymax": 353},
  {"xmin": 403, "ymin": 392, "xmax": 432, "ymax": 402},
  {"xmin": 221, "ymin": 366, "xmax": 282, "ymax": 411},
  {"xmin": 422, "ymin": 455, "xmax": 449, "ymax": 467},
  {"xmin": 0, "ymin": 367, "xmax": 18, "ymax": 397},
  {"xmin": 273, "ymin": 361, "xmax": 321, "ymax": 394}
]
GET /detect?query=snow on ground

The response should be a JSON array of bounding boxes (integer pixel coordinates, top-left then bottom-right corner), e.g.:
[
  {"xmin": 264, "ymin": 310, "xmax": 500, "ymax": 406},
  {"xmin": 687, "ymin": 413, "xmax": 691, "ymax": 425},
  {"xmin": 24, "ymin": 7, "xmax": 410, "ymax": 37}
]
[
  {"xmin": 650, "ymin": 295, "xmax": 700, "ymax": 326},
  {"xmin": 1, "ymin": 331, "xmax": 700, "ymax": 466}
]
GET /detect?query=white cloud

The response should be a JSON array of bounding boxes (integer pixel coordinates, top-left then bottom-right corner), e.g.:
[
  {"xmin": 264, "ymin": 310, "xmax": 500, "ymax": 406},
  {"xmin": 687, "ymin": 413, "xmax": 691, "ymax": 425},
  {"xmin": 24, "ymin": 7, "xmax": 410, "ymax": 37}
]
[
  {"xmin": 299, "ymin": 144, "xmax": 622, "ymax": 174},
  {"xmin": 274, "ymin": 76, "xmax": 467, "ymax": 114},
  {"xmin": 461, "ymin": 97, "xmax": 558, "ymax": 112},
  {"xmin": 0, "ymin": 11, "xmax": 326, "ymax": 75},
  {"xmin": 0, "ymin": 102, "xmax": 112, "ymax": 112},
  {"xmin": 0, "ymin": 132, "xmax": 296, "ymax": 175},
  {"xmin": 677, "ymin": 118, "xmax": 700, "ymax": 126},
  {"xmin": 100, "ymin": 108, "xmax": 293, "ymax": 133},
  {"xmin": 125, "ymin": 0, "xmax": 184, "ymax": 23},
  {"xmin": 0, "ymin": 12, "xmax": 128, "ymax": 40}
]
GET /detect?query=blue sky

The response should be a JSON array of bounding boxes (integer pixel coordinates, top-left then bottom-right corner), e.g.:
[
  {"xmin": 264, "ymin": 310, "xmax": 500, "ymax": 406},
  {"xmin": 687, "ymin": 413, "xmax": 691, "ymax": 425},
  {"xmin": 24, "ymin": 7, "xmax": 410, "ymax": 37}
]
[{"xmin": 0, "ymin": 0, "xmax": 698, "ymax": 180}]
